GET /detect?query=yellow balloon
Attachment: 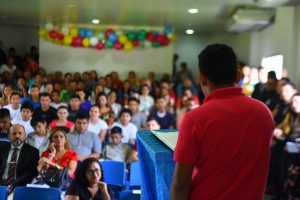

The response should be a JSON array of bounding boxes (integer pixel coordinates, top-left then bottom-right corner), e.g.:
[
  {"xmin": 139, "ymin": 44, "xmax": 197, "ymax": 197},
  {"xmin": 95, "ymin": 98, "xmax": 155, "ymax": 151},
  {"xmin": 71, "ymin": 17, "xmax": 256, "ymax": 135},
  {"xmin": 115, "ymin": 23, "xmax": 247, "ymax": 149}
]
[
  {"xmin": 70, "ymin": 27, "xmax": 78, "ymax": 37},
  {"xmin": 63, "ymin": 35, "xmax": 73, "ymax": 46},
  {"xmin": 124, "ymin": 42, "xmax": 133, "ymax": 51},
  {"xmin": 171, "ymin": 34, "xmax": 176, "ymax": 41},
  {"xmin": 82, "ymin": 37, "xmax": 90, "ymax": 47},
  {"xmin": 39, "ymin": 28, "xmax": 47, "ymax": 37},
  {"xmin": 119, "ymin": 35, "xmax": 128, "ymax": 44}
]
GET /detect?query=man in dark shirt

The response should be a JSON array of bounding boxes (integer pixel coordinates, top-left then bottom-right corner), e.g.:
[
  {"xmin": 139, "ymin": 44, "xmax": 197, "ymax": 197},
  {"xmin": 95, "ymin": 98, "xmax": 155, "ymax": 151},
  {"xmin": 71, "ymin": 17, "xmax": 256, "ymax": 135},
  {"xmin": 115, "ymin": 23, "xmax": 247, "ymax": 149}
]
[
  {"xmin": 68, "ymin": 94, "xmax": 86, "ymax": 122},
  {"xmin": 0, "ymin": 108, "xmax": 12, "ymax": 141},
  {"xmin": 33, "ymin": 92, "xmax": 57, "ymax": 124}
]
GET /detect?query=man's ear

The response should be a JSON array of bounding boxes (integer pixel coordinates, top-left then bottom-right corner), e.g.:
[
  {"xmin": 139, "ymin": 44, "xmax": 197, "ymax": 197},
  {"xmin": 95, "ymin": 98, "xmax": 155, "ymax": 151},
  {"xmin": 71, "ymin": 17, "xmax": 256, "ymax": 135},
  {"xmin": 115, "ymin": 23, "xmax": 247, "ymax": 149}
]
[{"xmin": 199, "ymin": 73, "xmax": 207, "ymax": 87}]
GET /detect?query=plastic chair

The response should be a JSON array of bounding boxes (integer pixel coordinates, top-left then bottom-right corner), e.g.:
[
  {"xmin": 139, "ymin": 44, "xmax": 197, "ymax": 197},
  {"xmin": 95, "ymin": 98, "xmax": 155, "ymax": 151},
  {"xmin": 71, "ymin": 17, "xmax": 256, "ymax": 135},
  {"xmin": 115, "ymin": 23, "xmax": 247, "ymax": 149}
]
[
  {"xmin": 129, "ymin": 162, "xmax": 142, "ymax": 189},
  {"xmin": 13, "ymin": 186, "xmax": 61, "ymax": 200},
  {"xmin": 101, "ymin": 160, "xmax": 126, "ymax": 189},
  {"xmin": 0, "ymin": 185, "xmax": 8, "ymax": 200}
]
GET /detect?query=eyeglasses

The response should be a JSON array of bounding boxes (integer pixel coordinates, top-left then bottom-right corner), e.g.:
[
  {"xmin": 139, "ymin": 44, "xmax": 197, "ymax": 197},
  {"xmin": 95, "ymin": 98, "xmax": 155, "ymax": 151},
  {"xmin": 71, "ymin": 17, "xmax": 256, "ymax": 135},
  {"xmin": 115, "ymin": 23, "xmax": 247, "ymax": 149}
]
[{"xmin": 86, "ymin": 168, "xmax": 101, "ymax": 175}]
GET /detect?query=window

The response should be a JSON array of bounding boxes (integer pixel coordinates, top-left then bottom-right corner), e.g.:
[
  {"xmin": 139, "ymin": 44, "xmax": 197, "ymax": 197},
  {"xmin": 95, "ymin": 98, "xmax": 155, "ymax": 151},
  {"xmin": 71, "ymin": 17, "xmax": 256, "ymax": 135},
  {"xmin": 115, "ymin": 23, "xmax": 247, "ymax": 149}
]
[{"xmin": 261, "ymin": 54, "xmax": 283, "ymax": 80}]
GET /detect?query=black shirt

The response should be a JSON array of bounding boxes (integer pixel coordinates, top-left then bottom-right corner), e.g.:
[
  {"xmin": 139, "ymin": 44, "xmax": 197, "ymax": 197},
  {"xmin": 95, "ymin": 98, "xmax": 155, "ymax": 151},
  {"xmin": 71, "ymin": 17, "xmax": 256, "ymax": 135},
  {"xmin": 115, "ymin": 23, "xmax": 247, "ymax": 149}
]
[
  {"xmin": 33, "ymin": 106, "xmax": 57, "ymax": 124},
  {"xmin": 65, "ymin": 182, "xmax": 113, "ymax": 200}
]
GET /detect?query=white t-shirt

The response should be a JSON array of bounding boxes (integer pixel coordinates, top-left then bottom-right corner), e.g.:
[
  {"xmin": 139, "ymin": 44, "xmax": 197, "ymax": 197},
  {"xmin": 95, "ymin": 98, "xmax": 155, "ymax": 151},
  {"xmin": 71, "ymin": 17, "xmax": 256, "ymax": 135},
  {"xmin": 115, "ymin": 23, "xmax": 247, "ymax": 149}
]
[
  {"xmin": 111, "ymin": 122, "xmax": 137, "ymax": 143},
  {"xmin": 34, "ymin": 134, "xmax": 46, "ymax": 150},
  {"xmin": 3, "ymin": 104, "xmax": 22, "ymax": 123},
  {"xmin": 12, "ymin": 118, "xmax": 34, "ymax": 136},
  {"xmin": 88, "ymin": 118, "xmax": 108, "ymax": 135},
  {"xmin": 0, "ymin": 64, "xmax": 16, "ymax": 74}
]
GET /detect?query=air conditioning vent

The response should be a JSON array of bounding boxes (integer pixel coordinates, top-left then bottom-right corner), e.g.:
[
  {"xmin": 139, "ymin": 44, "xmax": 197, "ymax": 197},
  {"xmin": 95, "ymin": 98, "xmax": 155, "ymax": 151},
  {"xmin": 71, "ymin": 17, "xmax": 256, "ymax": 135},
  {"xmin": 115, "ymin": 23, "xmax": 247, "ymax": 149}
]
[{"xmin": 226, "ymin": 9, "xmax": 274, "ymax": 32}]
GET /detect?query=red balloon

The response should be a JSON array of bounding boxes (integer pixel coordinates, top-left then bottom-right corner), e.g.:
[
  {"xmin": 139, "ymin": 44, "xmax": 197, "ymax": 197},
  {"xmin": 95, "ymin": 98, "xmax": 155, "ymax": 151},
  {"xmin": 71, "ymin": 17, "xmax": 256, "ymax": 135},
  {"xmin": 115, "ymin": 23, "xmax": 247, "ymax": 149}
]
[
  {"xmin": 161, "ymin": 36, "xmax": 170, "ymax": 46},
  {"xmin": 72, "ymin": 36, "xmax": 83, "ymax": 47},
  {"xmin": 156, "ymin": 35, "xmax": 164, "ymax": 44},
  {"xmin": 114, "ymin": 42, "xmax": 123, "ymax": 50},
  {"xmin": 57, "ymin": 33, "xmax": 64, "ymax": 41},
  {"xmin": 96, "ymin": 41, "xmax": 105, "ymax": 50},
  {"xmin": 105, "ymin": 28, "xmax": 114, "ymax": 38},
  {"xmin": 147, "ymin": 33, "xmax": 156, "ymax": 42},
  {"xmin": 49, "ymin": 30, "xmax": 58, "ymax": 39},
  {"xmin": 132, "ymin": 40, "xmax": 139, "ymax": 47}
]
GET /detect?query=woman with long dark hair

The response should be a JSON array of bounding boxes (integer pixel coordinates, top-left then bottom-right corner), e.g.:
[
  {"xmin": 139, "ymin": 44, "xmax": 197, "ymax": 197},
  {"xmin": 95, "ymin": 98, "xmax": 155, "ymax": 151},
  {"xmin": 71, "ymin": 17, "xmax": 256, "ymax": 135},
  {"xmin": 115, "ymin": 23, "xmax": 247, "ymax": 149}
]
[{"xmin": 65, "ymin": 158, "xmax": 112, "ymax": 200}]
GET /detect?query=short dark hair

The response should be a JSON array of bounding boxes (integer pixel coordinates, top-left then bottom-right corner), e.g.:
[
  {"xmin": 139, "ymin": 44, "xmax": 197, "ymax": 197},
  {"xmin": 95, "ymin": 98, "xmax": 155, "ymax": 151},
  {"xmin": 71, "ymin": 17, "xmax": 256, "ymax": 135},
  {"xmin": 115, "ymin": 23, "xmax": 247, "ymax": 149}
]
[
  {"xmin": 268, "ymin": 71, "xmax": 277, "ymax": 80},
  {"xmin": 198, "ymin": 43, "xmax": 237, "ymax": 86},
  {"xmin": 30, "ymin": 116, "xmax": 47, "ymax": 127},
  {"xmin": 10, "ymin": 92, "xmax": 21, "ymax": 99},
  {"xmin": 128, "ymin": 97, "xmax": 140, "ymax": 104},
  {"xmin": 74, "ymin": 158, "xmax": 105, "ymax": 187},
  {"xmin": 75, "ymin": 111, "xmax": 89, "ymax": 121},
  {"xmin": 110, "ymin": 126, "xmax": 122, "ymax": 135},
  {"xmin": 40, "ymin": 92, "xmax": 51, "ymax": 98},
  {"xmin": 70, "ymin": 94, "xmax": 80, "ymax": 100},
  {"xmin": 21, "ymin": 101, "xmax": 34, "ymax": 112},
  {"xmin": 0, "ymin": 108, "xmax": 10, "ymax": 119},
  {"xmin": 119, "ymin": 108, "xmax": 132, "ymax": 118}
]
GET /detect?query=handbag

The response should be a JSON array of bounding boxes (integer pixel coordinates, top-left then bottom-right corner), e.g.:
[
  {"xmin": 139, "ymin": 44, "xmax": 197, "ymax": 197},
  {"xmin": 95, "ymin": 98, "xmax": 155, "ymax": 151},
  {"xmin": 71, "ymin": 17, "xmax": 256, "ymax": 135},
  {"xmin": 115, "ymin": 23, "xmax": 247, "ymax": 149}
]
[{"xmin": 35, "ymin": 167, "xmax": 68, "ymax": 190}]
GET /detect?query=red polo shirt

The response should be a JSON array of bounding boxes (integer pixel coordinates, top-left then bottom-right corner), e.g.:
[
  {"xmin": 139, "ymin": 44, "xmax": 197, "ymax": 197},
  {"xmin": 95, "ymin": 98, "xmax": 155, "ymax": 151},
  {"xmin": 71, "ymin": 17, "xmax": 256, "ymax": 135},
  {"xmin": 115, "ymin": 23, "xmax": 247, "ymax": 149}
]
[{"xmin": 174, "ymin": 87, "xmax": 274, "ymax": 200}]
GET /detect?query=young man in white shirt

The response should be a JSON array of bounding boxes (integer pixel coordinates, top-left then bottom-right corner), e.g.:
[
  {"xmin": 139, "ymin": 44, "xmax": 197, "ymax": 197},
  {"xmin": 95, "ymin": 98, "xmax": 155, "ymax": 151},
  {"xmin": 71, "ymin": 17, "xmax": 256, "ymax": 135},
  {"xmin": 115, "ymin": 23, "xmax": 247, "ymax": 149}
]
[
  {"xmin": 4, "ymin": 92, "xmax": 22, "ymax": 124},
  {"xmin": 12, "ymin": 101, "xmax": 34, "ymax": 136}
]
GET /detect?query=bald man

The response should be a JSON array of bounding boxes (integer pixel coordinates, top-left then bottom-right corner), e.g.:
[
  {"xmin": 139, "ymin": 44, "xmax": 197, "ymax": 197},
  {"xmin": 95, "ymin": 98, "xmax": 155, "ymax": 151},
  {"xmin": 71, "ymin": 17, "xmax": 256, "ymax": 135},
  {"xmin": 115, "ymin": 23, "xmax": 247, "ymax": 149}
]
[{"xmin": 0, "ymin": 124, "xmax": 39, "ymax": 193}]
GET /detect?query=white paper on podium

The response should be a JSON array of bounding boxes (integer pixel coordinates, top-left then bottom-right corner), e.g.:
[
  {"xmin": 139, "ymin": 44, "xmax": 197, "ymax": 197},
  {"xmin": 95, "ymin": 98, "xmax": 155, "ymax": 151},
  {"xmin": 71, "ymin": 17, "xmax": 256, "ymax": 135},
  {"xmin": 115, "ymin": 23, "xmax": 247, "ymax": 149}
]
[{"xmin": 151, "ymin": 130, "xmax": 179, "ymax": 151}]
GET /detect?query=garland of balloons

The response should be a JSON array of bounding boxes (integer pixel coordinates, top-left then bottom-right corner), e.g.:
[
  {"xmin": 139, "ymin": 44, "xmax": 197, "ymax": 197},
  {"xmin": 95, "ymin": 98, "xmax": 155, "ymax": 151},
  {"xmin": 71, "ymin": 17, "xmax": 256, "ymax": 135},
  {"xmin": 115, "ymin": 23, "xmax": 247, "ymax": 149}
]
[{"xmin": 39, "ymin": 23, "xmax": 176, "ymax": 51}]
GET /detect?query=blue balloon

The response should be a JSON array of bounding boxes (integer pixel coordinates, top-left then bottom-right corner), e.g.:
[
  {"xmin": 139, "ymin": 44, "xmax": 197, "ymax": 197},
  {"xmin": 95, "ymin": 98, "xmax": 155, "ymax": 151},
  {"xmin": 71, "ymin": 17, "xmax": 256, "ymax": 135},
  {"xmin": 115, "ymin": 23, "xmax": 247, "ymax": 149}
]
[
  {"xmin": 108, "ymin": 33, "xmax": 118, "ymax": 43},
  {"xmin": 79, "ymin": 29, "xmax": 86, "ymax": 37},
  {"xmin": 152, "ymin": 31, "xmax": 160, "ymax": 36},
  {"xmin": 164, "ymin": 26, "xmax": 173, "ymax": 35},
  {"xmin": 86, "ymin": 29, "xmax": 94, "ymax": 38}
]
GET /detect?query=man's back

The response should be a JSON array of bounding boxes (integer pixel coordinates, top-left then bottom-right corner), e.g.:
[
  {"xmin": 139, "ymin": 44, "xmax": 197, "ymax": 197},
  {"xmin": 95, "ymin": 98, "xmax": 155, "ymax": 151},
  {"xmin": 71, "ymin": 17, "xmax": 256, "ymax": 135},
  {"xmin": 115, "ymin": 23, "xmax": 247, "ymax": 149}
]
[{"xmin": 174, "ymin": 87, "xmax": 274, "ymax": 200}]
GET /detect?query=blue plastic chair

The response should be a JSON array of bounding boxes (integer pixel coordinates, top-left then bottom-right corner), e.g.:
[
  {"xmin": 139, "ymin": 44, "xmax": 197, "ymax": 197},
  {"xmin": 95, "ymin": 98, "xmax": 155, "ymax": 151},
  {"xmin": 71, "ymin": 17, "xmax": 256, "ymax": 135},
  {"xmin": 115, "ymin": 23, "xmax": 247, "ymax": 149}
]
[
  {"xmin": 13, "ymin": 187, "xmax": 61, "ymax": 200},
  {"xmin": 129, "ymin": 162, "xmax": 142, "ymax": 189},
  {"xmin": 101, "ymin": 160, "xmax": 126, "ymax": 189},
  {"xmin": 0, "ymin": 185, "xmax": 8, "ymax": 200}
]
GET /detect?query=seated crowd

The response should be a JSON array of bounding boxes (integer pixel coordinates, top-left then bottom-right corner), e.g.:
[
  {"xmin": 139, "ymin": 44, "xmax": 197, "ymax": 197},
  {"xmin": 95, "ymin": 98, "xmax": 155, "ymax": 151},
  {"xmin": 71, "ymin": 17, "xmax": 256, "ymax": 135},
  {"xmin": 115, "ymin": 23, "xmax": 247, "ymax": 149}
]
[{"xmin": 0, "ymin": 44, "xmax": 299, "ymax": 199}]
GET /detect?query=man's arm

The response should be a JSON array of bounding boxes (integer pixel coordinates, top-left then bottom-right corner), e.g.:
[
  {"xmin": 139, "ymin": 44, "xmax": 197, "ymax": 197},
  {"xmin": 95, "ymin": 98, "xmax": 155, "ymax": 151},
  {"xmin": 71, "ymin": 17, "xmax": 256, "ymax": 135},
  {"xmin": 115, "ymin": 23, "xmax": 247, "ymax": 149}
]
[{"xmin": 170, "ymin": 163, "xmax": 194, "ymax": 200}]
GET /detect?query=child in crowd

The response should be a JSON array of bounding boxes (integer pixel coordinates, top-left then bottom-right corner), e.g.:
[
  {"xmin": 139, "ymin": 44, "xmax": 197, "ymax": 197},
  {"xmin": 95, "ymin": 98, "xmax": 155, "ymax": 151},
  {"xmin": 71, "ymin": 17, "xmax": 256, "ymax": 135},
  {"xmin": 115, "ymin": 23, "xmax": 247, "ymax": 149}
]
[
  {"xmin": 26, "ymin": 117, "xmax": 50, "ymax": 154},
  {"xmin": 68, "ymin": 94, "xmax": 85, "ymax": 122},
  {"xmin": 108, "ymin": 90, "xmax": 122, "ymax": 120},
  {"xmin": 12, "ymin": 101, "xmax": 34, "ymax": 135},
  {"xmin": 49, "ymin": 105, "xmax": 75, "ymax": 133},
  {"xmin": 102, "ymin": 126, "xmax": 132, "ymax": 163},
  {"xmin": 96, "ymin": 93, "xmax": 115, "ymax": 126},
  {"xmin": 4, "ymin": 92, "xmax": 22, "ymax": 123},
  {"xmin": 21, "ymin": 84, "xmax": 41, "ymax": 108},
  {"xmin": 145, "ymin": 117, "xmax": 161, "ymax": 130},
  {"xmin": 128, "ymin": 97, "xmax": 147, "ymax": 130},
  {"xmin": 75, "ymin": 89, "xmax": 92, "ymax": 112},
  {"xmin": 139, "ymin": 84, "xmax": 154, "ymax": 116},
  {"xmin": 111, "ymin": 108, "xmax": 137, "ymax": 145},
  {"xmin": 88, "ymin": 105, "xmax": 108, "ymax": 142},
  {"xmin": 149, "ymin": 97, "xmax": 175, "ymax": 129},
  {"xmin": 0, "ymin": 84, "xmax": 13, "ymax": 107},
  {"xmin": 50, "ymin": 90, "xmax": 67, "ymax": 109}
]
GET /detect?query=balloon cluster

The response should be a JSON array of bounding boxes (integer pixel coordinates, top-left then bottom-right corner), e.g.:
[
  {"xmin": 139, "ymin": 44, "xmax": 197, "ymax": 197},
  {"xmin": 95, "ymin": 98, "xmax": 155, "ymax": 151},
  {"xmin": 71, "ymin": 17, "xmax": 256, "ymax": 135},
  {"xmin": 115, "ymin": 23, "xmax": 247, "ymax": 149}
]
[{"xmin": 39, "ymin": 23, "xmax": 176, "ymax": 51}]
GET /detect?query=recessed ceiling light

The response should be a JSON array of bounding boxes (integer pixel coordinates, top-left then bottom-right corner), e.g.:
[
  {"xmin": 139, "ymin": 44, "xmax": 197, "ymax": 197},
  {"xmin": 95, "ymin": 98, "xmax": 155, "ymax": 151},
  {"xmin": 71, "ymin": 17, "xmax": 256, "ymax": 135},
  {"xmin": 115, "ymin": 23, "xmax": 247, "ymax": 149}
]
[
  {"xmin": 186, "ymin": 29, "xmax": 194, "ymax": 34},
  {"xmin": 188, "ymin": 9, "xmax": 198, "ymax": 14},
  {"xmin": 92, "ymin": 19, "xmax": 100, "ymax": 24}
]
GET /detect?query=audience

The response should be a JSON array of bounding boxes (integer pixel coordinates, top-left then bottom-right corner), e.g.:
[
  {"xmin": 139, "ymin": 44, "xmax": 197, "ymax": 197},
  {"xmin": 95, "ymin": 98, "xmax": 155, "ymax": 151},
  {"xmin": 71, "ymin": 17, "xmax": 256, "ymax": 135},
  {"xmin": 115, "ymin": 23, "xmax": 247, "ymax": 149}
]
[
  {"xmin": 0, "ymin": 108, "xmax": 12, "ymax": 141},
  {"xmin": 49, "ymin": 105, "xmax": 75, "ymax": 133},
  {"xmin": 12, "ymin": 101, "xmax": 34, "ymax": 135},
  {"xmin": 65, "ymin": 158, "xmax": 112, "ymax": 200},
  {"xmin": 33, "ymin": 92, "xmax": 57, "ymax": 124},
  {"xmin": 111, "ymin": 108, "xmax": 137, "ymax": 145},
  {"xmin": 68, "ymin": 112, "xmax": 102, "ymax": 161},
  {"xmin": 37, "ymin": 127, "xmax": 77, "ymax": 178},
  {"xmin": 0, "ymin": 124, "xmax": 39, "ymax": 193},
  {"xmin": 95, "ymin": 93, "xmax": 115, "ymax": 126},
  {"xmin": 102, "ymin": 126, "xmax": 132, "ymax": 163},
  {"xmin": 26, "ymin": 117, "xmax": 49, "ymax": 154},
  {"xmin": 3, "ymin": 92, "xmax": 22, "ymax": 123},
  {"xmin": 128, "ymin": 97, "xmax": 147, "ymax": 129},
  {"xmin": 88, "ymin": 105, "xmax": 109, "ymax": 142}
]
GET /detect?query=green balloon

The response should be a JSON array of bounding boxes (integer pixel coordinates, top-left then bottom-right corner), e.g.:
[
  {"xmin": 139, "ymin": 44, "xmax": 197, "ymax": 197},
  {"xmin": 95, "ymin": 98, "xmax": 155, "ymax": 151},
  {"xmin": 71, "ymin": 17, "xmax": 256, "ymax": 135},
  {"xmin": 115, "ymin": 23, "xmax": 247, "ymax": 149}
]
[
  {"xmin": 138, "ymin": 34, "xmax": 146, "ymax": 41},
  {"xmin": 105, "ymin": 40, "xmax": 113, "ymax": 48},
  {"xmin": 152, "ymin": 42, "xmax": 161, "ymax": 48},
  {"xmin": 127, "ymin": 32, "xmax": 136, "ymax": 41}
]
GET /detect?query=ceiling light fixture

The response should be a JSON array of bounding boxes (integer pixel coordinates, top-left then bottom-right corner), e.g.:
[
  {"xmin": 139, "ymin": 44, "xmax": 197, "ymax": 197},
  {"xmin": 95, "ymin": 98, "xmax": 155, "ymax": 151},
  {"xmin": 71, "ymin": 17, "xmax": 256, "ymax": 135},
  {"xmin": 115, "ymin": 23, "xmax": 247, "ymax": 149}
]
[
  {"xmin": 186, "ymin": 29, "xmax": 194, "ymax": 34},
  {"xmin": 92, "ymin": 19, "xmax": 100, "ymax": 24},
  {"xmin": 188, "ymin": 9, "xmax": 198, "ymax": 14}
]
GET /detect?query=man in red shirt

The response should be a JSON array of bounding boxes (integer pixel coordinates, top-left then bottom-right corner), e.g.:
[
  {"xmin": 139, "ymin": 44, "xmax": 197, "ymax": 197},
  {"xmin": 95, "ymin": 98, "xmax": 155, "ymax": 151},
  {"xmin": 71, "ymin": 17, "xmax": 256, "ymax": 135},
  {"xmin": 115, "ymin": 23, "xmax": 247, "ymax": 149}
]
[{"xmin": 170, "ymin": 44, "xmax": 274, "ymax": 200}]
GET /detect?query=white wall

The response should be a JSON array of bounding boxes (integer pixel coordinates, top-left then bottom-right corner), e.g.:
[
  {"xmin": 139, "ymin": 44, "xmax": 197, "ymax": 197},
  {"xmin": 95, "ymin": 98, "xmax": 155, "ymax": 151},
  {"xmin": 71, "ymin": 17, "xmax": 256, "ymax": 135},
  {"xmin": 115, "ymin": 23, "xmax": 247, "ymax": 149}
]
[
  {"xmin": 174, "ymin": 32, "xmax": 251, "ymax": 83},
  {"xmin": 249, "ymin": 6, "xmax": 300, "ymax": 87},
  {"xmin": 40, "ymin": 39, "xmax": 173, "ymax": 80},
  {"xmin": 0, "ymin": 24, "xmax": 39, "ymax": 55}
]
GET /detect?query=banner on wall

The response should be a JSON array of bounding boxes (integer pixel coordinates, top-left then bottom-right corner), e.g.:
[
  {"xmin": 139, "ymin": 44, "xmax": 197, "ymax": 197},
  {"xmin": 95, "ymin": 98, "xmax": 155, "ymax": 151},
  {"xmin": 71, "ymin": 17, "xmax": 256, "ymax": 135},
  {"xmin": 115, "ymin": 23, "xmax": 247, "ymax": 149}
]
[{"xmin": 39, "ymin": 23, "xmax": 176, "ymax": 52}]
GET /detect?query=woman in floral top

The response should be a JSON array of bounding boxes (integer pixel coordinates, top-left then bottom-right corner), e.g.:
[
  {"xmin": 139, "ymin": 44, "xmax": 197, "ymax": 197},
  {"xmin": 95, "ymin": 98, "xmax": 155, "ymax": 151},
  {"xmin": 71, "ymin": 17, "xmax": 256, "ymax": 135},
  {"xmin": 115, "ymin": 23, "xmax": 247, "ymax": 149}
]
[{"xmin": 95, "ymin": 93, "xmax": 115, "ymax": 126}]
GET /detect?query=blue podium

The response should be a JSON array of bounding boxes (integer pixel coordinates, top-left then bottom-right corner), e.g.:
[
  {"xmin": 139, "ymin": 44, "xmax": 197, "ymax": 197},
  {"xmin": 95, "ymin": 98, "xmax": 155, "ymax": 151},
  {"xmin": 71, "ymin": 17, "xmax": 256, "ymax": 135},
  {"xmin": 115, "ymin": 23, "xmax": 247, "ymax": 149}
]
[{"xmin": 137, "ymin": 130, "xmax": 176, "ymax": 200}]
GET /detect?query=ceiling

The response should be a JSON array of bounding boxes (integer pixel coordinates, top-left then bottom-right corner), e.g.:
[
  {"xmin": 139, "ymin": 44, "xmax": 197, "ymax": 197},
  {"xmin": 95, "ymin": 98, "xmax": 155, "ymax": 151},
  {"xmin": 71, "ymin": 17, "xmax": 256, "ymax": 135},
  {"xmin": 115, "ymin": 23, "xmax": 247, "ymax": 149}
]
[{"xmin": 0, "ymin": 0, "xmax": 298, "ymax": 34}]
